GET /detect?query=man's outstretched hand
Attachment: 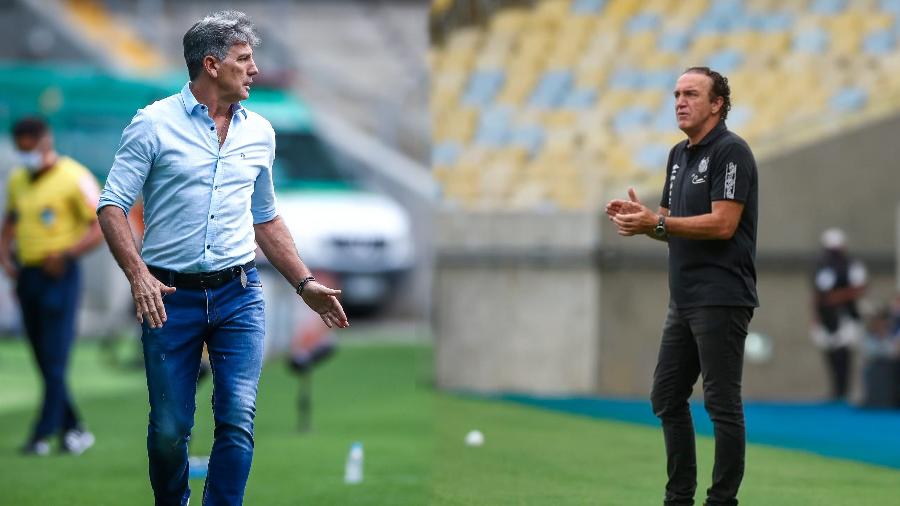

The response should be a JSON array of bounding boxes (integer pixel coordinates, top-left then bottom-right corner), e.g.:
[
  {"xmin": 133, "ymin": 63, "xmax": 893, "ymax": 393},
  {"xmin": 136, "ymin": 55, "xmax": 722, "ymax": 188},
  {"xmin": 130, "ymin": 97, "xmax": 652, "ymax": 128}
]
[
  {"xmin": 301, "ymin": 282, "xmax": 349, "ymax": 329},
  {"xmin": 131, "ymin": 269, "xmax": 176, "ymax": 328}
]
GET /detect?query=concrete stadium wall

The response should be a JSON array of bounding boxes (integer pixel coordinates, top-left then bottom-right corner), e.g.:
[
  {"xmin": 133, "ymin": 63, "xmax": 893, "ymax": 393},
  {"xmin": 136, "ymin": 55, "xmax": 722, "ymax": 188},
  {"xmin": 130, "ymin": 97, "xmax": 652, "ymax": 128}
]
[
  {"xmin": 435, "ymin": 213, "xmax": 600, "ymax": 394},
  {"xmin": 756, "ymin": 113, "xmax": 900, "ymax": 254},
  {"xmin": 434, "ymin": 112, "xmax": 899, "ymax": 400}
]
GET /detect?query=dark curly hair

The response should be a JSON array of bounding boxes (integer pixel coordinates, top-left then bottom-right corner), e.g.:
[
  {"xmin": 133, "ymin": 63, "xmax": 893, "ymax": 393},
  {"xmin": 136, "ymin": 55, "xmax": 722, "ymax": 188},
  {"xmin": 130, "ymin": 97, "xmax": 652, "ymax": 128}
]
[
  {"xmin": 11, "ymin": 116, "xmax": 49, "ymax": 140},
  {"xmin": 684, "ymin": 67, "xmax": 731, "ymax": 121}
]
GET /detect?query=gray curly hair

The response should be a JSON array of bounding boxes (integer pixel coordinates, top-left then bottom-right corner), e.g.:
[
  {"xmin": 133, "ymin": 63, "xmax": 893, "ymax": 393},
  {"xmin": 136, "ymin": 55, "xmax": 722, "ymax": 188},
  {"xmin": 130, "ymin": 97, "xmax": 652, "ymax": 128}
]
[{"xmin": 183, "ymin": 10, "xmax": 260, "ymax": 80}]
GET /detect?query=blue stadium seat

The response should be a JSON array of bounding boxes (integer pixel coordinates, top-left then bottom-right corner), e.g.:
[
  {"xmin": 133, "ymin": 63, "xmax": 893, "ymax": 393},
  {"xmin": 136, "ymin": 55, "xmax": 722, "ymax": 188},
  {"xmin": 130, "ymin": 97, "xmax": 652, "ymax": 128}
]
[
  {"xmin": 793, "ymin": 28, "xmax": 829, "ymax": 53},
  {"xmin": 706, "ymin": 48, "xmax": 745, "ymax": 73},
  {"xmin": 509, "ymin": 125, "xmax": 546, "ymax": 156},
  {"xmin": 882, "ymin": 0, "xmax": 900, "ymax": 16},
  {"xmin": 613, "ymin": 106, "xmax": 653, "ymax": 135},
  {"xmin": 810, "ymin": 0, "xmax": 847, "ymax": 15},
  {"xmin": 708, "ymin": 0, "xmax": 744, "ymax": 17},
  {"xmin": 627, "ymin": 13, "xmax": 660, "ymax": 33},
  {"xmin": 462, "ymin": 69, "xmax": 505, "ymax": 107},
  {"xmin": 653, "ymin": 98, "xmax": 676, "ymax": 132},
  {"xmin": 695, "ymin": 14, "xmax": 733, "ymax": 34},
  {"xmin": 829, "ymin": 87, "xmax": 867, "ymax": 113},
  {"xmin": 571, "ymin": 0, "xmax": 606, "ymax": 15},
  {"xmin": 634, "ymin": 144, "xmax": 670, "ymax": 171},
  {"xmin": 433, "ymin": 141, "xmax": 462, "ymax": 166},
  {"xmin": 752, "ymin": 12, "xmax": 794, "ymax": 32},
  {"xmin": 863, "ymin": 30, "xmax": 895, "ymax": 55},
  {"xmin": 653, "ymin": 113, "xmax": 675, "ymax": 132},
  {"xmin": 658, "ymin": 30, "xmax": 692, "ymax": 52},
  {"xmin": 563, "ymin": 88, "xmax": 598, "ymax": 109},
  {"xmin": 474, "ymin": 105, "xmax": 513, "ymax": 146},
  {"xmin": 529, "ymin": 70, "xmax": 574, "ymax": 108},
  {"xmin": 644, "ymin": 70, "xmax": 678, "ymax": 91},
  {"xmin": 696, "ymin": 0, "xmax": 745, "ymax": 33},
  {"xmin": 608, "ymin": 68, "xmax": 644, "ymax": 89},
  {"xmin": 726, "ymin": 105, "xmax": 752, "ymax": 130}
]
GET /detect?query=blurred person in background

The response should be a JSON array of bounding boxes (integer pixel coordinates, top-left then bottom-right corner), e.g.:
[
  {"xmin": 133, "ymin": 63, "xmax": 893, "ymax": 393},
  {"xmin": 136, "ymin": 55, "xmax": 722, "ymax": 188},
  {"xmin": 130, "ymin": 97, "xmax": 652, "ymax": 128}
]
[
  {"xmin": 810, "ymin": 227, "xmax": 867, "ymax": 401},
  {"xmin": 0, "ymin": 117, "xmax": 102, "ymax": 456},
  {"xmin": 606, "ymin": 67, "xmax": 758, "ymax": 506},
  {"xmin": 97, "ymin": 10, "xmax": 348, "ymax": 506},
  {"xmin": 860, "ymin": 304, "xmax": 900, "ymax": 408}
]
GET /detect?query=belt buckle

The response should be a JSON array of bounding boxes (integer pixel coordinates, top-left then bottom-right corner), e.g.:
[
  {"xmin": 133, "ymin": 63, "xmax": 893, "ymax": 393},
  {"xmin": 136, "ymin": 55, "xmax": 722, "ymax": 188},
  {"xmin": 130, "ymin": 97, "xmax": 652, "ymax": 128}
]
[{"xmin": 200, "ymin": 271, "xmax": 218, "ymax": 288}]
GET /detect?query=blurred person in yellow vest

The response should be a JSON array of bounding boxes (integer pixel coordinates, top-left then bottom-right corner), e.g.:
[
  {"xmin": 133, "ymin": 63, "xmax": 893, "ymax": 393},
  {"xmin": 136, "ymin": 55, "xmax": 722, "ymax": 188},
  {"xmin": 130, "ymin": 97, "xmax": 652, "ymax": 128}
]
[{"xmin": 0, "ymin": 117, "xmax": 103, "ymax": 456}]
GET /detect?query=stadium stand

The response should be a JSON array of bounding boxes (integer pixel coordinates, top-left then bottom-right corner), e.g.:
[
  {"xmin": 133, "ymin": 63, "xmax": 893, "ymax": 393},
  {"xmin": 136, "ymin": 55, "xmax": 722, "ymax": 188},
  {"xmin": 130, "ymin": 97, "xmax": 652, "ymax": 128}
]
[
  {"xmin": 106, "ymin": 0, "xmax": 429, "ymax": 163},
  {"xmin": 432, "ymin": 0, "xmax": 900, "ymax": 210},
  {"xmin": 61, "ymin": 0, "xmax": 166, "ymax": 73},
  {"xmin": 11, "ymin": 0, "xmax": 428, "ymax": 163}
]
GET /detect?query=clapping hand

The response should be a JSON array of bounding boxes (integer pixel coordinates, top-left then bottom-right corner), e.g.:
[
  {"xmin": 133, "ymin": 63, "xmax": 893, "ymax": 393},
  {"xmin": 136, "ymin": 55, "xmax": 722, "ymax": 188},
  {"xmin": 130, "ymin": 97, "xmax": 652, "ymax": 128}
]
[{"xmin": 606, "ymin": 188, "xmax": 658, "ymax": 236}]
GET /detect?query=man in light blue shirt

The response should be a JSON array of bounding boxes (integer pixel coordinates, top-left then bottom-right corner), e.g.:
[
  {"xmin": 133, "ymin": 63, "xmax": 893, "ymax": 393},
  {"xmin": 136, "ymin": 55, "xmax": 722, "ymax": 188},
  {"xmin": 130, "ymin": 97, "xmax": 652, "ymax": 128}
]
[{"xmin": 97, "ymin": 10, "xmax": 348, "ymax": 506}]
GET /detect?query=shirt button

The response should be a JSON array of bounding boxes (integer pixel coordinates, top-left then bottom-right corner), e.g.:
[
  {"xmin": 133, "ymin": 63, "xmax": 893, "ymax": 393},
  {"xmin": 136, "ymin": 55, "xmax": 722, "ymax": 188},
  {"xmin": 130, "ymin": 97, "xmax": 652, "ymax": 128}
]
[
  {"xmin": 206, "ymin": 245, "xmax": 211, "ymax": 250},
  {"xmin": 210, "ymin": 215, "xmax": 215, "ymax": 219},
  {"xmin": 210, "ymin": 126, "xmax": 214, "ymax": 131}
]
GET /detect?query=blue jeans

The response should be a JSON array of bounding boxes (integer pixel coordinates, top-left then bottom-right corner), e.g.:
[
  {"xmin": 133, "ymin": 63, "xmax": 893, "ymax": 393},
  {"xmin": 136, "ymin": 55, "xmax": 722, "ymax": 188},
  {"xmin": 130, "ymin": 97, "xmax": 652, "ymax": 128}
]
[
  {"xmin": 142, "ymin": 267, "xmax": 265, "ymax": 506},
  {"xmin": 17, "ymin": 261, "xmax": 83, "ymax": 442}
]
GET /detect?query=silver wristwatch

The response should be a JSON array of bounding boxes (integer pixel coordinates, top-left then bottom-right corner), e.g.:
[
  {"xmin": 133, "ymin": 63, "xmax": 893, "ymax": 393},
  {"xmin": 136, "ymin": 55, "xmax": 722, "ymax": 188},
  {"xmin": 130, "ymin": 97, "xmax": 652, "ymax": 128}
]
[{"xmin": 653, "ymin": 215, "xmax": 667, "ymax": 238}]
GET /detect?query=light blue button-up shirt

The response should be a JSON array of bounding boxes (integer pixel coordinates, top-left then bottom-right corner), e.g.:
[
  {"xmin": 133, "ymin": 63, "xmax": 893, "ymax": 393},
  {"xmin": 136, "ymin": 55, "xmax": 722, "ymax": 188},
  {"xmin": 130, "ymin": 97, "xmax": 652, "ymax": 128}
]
[{"xmin": 98, "ymin": 83, "xmax": 278, "ymax": 273}]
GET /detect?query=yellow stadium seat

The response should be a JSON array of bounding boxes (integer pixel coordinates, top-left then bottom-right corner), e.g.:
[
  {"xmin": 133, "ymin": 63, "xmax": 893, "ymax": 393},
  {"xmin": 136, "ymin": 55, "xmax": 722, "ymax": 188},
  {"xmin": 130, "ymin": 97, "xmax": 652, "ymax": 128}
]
[
  {"xmin": 574, "ymin": 63, "xmax": 612, "ymax": 89},
  {"xmin": 446, "ymin": 26, "xmax": 484, "ymax": 51},
  {"xmin": 639, "ymin": 0, "xmax": 676, "ymax": 15},
  {"xmin": 689, "ymin": 34, "xmax": 724, "ymax": 59},
  {"xmin": 756, "ymin": 32, "xmax": 791, "ymax": 53},
  {"xmin": 532, "ymin": 0, "xmax": 572, "ymax": 29},
  {"xmin": 496, "ymin": 72, "xmax": 540, "ymax": 105},
  {"xmin": 507, "ymin": 180, "xmax": 549, "ymax": 210},
  {"xmin": 437, "ymin": 108, "xmax": 479, "ymax": 143},
  {"xmin": 438, "ymin": 47, "xmax": 477, "ymax": 73},
  {"xmin": 544, "ymin": 110, "xmax": 579, "ymax": 128},
  {"xmin": 603, "ymin": 0, "xmax": 643, "ymax": 23},
  {"xmin": 642, "ymin": 51, "xmax": 680, "ymax": 70},
  {"xmin": 490, "ymin": 8, "xmax": 530, "ymax": 34},
  {"xmin": 543, "ymin": 130, "xmax": 578, "ymax": 157}
]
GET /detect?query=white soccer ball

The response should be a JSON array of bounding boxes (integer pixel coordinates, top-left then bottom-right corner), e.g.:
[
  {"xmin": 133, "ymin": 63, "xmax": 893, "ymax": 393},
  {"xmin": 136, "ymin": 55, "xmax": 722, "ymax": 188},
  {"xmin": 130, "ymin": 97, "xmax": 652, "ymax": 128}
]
[{"xmin": 464, "ymin": 430, "xmax": 484, "ymax": 447}]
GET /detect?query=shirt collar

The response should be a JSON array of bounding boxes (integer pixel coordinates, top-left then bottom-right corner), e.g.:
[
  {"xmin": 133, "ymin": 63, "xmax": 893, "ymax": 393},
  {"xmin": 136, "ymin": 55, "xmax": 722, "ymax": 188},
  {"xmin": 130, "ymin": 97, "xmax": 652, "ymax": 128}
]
[
  {"xmin": 180, "ymin": 82, "xmax": 248, "ymax": 120},
  {"xmin": 232, "ymin": 101, "xmax": 247, "ymax": 120},
  {"xmin": 689, "ymin": 120, "xmax": 728, "ymax": 148}
]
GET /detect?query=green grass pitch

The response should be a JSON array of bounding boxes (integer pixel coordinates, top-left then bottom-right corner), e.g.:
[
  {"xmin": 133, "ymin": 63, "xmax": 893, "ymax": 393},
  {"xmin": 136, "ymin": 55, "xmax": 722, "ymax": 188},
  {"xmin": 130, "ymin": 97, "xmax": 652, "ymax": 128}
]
[{"xmin": 0, "ymin": 337, "xmax": 896, "ymax": 505}]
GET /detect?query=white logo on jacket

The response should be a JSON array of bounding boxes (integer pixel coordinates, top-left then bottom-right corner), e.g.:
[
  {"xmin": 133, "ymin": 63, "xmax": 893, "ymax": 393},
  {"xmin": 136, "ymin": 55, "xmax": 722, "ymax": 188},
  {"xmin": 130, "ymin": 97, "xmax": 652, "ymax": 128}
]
[
  {"xmin": 668, "ymin": 164, "xmax": 679, "ymax": 208},
  {"xmin": 698, "ymin": 157, "xmax": 709, "ymax": 173},
  {"xmin": 724, "ymin": 162, "xmax": 737, "ymax": 199}
]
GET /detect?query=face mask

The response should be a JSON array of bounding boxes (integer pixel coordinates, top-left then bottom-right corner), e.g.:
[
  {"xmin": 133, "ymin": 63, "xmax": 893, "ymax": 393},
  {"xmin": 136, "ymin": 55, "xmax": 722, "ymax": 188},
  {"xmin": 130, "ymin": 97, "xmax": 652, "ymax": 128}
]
[{"xmin": 16, "ymin": 149, "xmax": 44, "ymax": 173}]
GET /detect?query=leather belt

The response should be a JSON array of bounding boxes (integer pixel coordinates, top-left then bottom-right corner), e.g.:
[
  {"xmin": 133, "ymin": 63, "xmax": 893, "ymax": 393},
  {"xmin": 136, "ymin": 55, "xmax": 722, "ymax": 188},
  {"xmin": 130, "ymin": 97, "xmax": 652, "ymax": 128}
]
[{"xmin": 148, "ymin": 260, "xmax": 256, "ymax": 289}]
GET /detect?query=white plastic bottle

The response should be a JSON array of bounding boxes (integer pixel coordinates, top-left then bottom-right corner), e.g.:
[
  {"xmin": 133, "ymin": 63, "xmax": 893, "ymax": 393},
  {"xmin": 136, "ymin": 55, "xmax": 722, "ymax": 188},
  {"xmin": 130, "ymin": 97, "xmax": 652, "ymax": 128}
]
[{"xmin": 344, "ymin": 442, "xmax": 364, "ymax": 484}]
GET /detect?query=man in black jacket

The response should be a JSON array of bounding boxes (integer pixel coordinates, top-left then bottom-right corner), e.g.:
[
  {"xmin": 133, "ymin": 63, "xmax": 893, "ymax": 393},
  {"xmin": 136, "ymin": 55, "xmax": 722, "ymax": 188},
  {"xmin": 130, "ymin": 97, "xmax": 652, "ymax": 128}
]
[{"xmin": 606, "ymin": 67, "xmax": 758, "ymax": 506}]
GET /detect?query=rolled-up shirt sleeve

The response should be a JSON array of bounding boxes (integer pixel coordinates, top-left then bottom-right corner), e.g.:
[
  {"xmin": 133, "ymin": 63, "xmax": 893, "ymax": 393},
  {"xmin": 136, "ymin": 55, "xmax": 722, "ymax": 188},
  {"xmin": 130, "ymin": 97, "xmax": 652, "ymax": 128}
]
[
  {"xmin": 97, "ymin": 110, "xmax": 158, "ymax": 216},
  {"xmin": 250, "ymin": 126, "xmax": 278, "ymax": 224}
]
